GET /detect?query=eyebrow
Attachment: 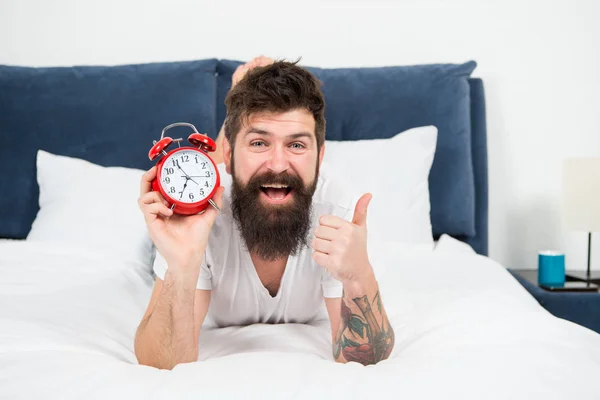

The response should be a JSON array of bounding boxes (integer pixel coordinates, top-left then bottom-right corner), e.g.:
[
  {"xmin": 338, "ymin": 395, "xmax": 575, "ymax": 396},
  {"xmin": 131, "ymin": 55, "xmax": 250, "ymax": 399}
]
[{"xmin": 245, "ymin": 128, "xmax": 315, "ymax": 143}]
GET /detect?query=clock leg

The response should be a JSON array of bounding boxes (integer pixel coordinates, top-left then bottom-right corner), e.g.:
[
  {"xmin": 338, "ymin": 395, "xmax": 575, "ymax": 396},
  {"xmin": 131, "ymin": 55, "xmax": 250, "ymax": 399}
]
[{"xmin": 208, "ymin": 199, "xmax": 220, "ymax": 212}]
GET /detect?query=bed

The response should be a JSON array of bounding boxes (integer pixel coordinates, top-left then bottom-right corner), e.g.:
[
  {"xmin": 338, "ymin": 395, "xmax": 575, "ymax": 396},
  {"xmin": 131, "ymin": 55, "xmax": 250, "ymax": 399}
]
[{"xmin": 1, "ymin": 59, "xmax": 599, "ymax": 399}]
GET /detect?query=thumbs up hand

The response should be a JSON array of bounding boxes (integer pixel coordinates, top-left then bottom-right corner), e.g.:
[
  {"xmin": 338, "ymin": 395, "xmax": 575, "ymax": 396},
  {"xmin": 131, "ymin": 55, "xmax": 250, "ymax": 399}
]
[{"xmin": 311, "ymin": 193, "xmax": 374, "ymax": 284}]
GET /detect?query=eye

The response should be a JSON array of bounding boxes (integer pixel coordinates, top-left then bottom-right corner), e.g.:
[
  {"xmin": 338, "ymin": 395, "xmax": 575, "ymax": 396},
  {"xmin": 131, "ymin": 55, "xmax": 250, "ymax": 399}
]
[
  {"xmin": 290, "ymin": 142, "xmax": 306, "ymax": 150},
  {"xmin": 251, "ymin": 140, "xmax": 266, "ymax": 148}
]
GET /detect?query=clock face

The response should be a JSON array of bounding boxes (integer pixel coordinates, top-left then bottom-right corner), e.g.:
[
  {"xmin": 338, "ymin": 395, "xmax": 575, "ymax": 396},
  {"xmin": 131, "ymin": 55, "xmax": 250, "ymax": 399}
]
[{"xmin": 159, "ymin": 149, "xmax": 217, "ymax": 203}]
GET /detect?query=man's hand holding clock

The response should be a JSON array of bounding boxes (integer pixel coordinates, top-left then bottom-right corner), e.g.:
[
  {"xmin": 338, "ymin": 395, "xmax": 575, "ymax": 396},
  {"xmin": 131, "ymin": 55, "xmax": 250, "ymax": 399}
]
[{"xmin": 138, "ymin": 166, "xmax": 224, "ymax": 279}]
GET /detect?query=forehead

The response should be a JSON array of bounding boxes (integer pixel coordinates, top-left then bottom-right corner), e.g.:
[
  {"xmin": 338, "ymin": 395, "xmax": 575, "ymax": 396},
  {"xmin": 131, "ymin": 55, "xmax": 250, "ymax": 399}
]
[{"xmin": 241, "ymin": 109, "xmax": 316, "ymax": 138}]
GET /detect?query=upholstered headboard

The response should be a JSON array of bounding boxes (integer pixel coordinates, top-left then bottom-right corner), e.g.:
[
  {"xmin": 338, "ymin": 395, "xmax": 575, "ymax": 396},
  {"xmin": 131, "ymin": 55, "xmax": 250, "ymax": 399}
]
[
  {"xmin": 0, "ymin": 59, "xmax": 488, "ymax": 255},
  {"xmin": 464, "ymin": 78, "xmax": 488, "ymax": 256}
]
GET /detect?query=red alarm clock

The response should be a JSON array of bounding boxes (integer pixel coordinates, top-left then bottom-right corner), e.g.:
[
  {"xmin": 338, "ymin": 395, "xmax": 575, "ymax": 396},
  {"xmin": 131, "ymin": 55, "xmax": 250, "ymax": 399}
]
[{"xmin": 148, "ymin": 122, "xmax": 221, "ymax": 215}]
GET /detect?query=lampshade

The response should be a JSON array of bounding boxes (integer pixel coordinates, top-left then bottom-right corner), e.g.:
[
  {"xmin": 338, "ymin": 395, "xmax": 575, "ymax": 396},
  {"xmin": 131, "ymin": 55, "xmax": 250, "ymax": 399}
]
[{"xmin": 562, "ymin": 158, "xmax": 600, "ymax": 232}]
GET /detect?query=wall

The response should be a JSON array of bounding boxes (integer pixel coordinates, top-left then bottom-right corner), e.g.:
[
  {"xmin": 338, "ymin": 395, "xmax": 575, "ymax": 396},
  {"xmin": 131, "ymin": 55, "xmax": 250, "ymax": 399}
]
[{"xmin": 2, "ymin": 0, "xmax": 599, "ymax": 271}]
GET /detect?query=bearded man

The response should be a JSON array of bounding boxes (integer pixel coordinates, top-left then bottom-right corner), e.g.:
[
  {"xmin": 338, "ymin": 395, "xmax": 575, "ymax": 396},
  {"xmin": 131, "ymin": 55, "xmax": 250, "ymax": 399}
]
[{"xmin": 134, "ymin": 57, "xmax": 395, "ymax": 369}]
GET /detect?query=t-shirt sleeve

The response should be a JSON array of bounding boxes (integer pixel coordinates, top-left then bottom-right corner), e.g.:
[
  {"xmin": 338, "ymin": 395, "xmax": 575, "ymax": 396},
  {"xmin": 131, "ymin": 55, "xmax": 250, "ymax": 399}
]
[
  {"xmin": 321, "ymin": 268, "xmax": 343, "ymax": 298},
  {"xmin": 152, "ymin": 248, "xmax": 212, "ymax": 291}
]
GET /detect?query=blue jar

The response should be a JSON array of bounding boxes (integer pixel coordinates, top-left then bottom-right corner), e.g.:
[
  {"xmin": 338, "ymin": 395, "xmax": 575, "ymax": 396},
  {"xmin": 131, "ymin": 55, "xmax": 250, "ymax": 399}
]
[{"xmin": 538, "ymin": 251, "xmax": 566, "ymax": 286}]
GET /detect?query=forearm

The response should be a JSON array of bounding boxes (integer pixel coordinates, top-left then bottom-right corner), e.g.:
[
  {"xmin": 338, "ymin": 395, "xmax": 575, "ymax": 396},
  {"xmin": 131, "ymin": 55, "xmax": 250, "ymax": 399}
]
[
  {"xmin": 333, "ymin": 270, "xmax": 395, "ymax": 365},
  {"xmin": 134, "ymin": 269, "xmax": 198, "ymax": 369}
]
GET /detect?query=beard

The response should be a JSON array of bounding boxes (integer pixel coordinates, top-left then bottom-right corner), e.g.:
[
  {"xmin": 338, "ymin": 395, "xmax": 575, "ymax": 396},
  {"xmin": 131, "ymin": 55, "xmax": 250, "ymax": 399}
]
[{"xmin": 230, "ymin": 159, "xmax": 318, "ymax": 262}]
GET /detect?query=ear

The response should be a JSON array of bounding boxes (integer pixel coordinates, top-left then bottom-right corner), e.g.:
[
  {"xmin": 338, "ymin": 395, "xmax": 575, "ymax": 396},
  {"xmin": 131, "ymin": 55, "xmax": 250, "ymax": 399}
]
[
  {"xmin": 317, "ymin": 142, "xmax": 325, "ymax": 171},
  {"xmin": 223, "ymin": 134, "xmax": 232, "ymax": 174}
]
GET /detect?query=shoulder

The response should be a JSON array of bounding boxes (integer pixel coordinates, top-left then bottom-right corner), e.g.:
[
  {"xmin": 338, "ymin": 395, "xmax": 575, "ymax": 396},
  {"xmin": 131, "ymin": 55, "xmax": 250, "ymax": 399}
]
[
  {"xmin": 213, "ymin": 163, "xmax": 233, "ymax": 219},
  {"xmin": 206, "ymin": 163, "xmax": 235, "ymax": 240}
]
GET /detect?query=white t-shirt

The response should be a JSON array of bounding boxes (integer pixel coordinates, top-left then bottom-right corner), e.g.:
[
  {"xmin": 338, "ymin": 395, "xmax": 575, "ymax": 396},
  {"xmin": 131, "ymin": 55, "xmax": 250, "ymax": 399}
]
[{"xmin": 152, "ymin": 163, "xmax": 355, "ymax": 328}]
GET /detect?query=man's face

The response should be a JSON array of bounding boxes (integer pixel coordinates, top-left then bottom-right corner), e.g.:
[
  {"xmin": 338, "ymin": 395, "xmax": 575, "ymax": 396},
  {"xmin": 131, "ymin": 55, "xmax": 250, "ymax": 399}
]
[{"xmin": 224, "ymin": 109, "xmax": 325, "ymax": 261}]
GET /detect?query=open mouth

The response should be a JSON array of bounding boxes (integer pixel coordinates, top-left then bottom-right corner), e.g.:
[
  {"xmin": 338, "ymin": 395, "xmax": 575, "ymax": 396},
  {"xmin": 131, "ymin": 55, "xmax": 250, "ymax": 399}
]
[{"xmin": 260, "ymin": 183, "xmax": 293, "ymax": 203}]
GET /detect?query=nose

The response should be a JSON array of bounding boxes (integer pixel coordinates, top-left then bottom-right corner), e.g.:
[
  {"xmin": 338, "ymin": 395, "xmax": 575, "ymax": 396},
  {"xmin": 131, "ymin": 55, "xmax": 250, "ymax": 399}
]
[{"xmin": 266, "ymin": 144, "xmax": 290, "ymax": 174}]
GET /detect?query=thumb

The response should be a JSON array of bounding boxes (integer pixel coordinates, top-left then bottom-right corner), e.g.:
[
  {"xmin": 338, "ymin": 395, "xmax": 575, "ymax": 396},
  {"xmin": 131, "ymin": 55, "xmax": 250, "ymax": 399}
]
[{"xmin": 352, "ymin": 193, "xmax": 372, "ymax": 226}]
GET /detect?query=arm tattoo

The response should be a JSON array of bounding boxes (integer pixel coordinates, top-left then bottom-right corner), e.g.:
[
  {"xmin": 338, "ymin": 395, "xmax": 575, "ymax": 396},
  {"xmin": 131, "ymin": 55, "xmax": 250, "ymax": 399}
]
[{"xmin": 333, "ymin": 290, "xmax": 395, "ymax": 365}]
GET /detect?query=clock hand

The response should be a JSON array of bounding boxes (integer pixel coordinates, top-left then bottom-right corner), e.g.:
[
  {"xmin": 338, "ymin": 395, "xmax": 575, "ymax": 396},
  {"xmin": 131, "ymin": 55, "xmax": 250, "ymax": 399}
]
[
  {"xmin": 177, "ymin": 165, "xmax": 199, "ymax": 185},
  {"xmin": 179, "ymin": 179, "xmax": 189, "ymax": 200}
]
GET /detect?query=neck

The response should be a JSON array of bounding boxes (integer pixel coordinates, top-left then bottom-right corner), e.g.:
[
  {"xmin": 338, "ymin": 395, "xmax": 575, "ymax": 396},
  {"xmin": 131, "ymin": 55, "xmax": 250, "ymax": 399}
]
[{"xmin": 250, "ymin": 252, "xmax": 288, "ymax": 267}]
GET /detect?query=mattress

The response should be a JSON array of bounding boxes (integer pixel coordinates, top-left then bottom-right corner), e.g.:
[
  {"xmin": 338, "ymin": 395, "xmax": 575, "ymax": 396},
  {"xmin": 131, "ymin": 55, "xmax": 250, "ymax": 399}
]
[{"xmin": 0, "ymin": 238, "xmax": 598, "ymax": 399}]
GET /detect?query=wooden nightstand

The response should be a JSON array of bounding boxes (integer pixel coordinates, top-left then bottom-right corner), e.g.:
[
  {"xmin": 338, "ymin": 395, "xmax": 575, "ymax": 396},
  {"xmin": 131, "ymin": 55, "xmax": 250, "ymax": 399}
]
[{"xmin": 507, "ymin": 269, "xmax": 600, "ymax": 334}]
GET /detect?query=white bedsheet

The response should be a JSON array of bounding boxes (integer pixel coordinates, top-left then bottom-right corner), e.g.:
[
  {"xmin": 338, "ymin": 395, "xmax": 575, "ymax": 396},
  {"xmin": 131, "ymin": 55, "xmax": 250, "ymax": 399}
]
[{"xmin": 0, "ymin": 239, "xmax": 599, "ymax": 400}]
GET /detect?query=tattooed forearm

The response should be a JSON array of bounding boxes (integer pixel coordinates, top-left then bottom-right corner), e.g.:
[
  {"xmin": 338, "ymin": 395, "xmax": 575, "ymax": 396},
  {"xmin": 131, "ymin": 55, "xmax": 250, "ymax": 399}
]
[{"xmin": 334, "ymin": 289, "xmax": 395, "ymax": 365}]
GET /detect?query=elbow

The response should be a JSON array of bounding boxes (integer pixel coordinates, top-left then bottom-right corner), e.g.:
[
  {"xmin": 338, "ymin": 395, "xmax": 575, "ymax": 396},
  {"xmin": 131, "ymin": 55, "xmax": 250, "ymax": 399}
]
[
  {"xmin": 134, "ymin": 345, "xmax": 167, "ymax": 370},
  {"xmin": 134, "ymin": 335, "xmax": 178, "ymax": 370},
  {"xmin": 333, "ymin": 332, "xmax": 395, "ymax": 366},
  {"xmin": 333, "ymin": 351, "xmax": 393, "ymax": 366},
  {"xmin": 133, "ymin": 333, "xmax": 155, "ymax": 368},
  {"xmin": 137, "ymin": 357, "xmax": 177, "ymax": 370},
  {"xmin": 333, "ymin": 347, "xmax": 384, "ymax": 366},
  {"xmin": 135, "ymin": 349, "xmax": 184, "ymax": 370},
  {"xmin": 136, "ymin": 354, "xmax": 162, "ymax": 369},
  {"xmin": 333, "ymin": 356, "xmax": 348, "ymax": 365},
  {"xmin": 135, "ymin": 340, "xmax": 198, "ymax": 370}
]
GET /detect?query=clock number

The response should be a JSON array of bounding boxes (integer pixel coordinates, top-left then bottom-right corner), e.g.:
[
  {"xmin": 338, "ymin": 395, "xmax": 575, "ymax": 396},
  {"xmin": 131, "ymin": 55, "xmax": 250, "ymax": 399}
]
[
  {"xmin": 205, "ymin": 171, "xmax": 210, "ymax": 177},
  {"xmin": 204, "ymin": 181, "xmax": 209, "ymax": 188},
  {"xmin": 189, "ymin": 193, "xmax": 194, "ymax": 200},
  {"xmin": 195, "ymin": 156, "xmax": 199, "ymax": 164},
  {"xmin": 199, "ymin": 189, "xmax": 205, "ymax": 196},
  {"xmin": 169, "ymin": 187, "xmax": 176, "ymax": 194},
  {"xmin": 164, "ymin": 177, "xmax": 170, "ymax": 184},
  {"xmin": 181, "ymin": 155, "xmax": 189, "ymax": 163},
  {"xmin": 172, "ymin": 159, "xmax": 180, "ymax": 168},
  {"xmin": 201, "ymin": 162, "xmax": 207, "ymax": 169},
  {"xmin": 166, "ymin": 168, "xmax": 174, "ymax": 175}
]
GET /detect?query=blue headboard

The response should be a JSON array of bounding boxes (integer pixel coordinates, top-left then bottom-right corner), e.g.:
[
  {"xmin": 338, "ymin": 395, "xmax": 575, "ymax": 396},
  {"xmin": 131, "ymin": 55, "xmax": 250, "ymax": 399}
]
[
  {"xmin": 0, "ymin": 59, "xmax": 488, "ymax": 256},
  {"xmin": 464, "ymin": 78, "xmax": 488, "ymax": 256}
]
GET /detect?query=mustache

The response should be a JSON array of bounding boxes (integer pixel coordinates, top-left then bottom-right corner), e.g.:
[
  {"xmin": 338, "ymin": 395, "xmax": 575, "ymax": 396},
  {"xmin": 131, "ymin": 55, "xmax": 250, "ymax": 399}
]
[{"xmin": 245, "ymin": 170, "xmax": 306, "ymax": 193}]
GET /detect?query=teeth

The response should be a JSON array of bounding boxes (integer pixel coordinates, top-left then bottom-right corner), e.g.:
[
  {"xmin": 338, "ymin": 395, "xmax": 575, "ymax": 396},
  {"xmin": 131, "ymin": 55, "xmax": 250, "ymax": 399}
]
[{"xmin": 261, "ymin": 184, "xmax": 288, "ymax": 188}]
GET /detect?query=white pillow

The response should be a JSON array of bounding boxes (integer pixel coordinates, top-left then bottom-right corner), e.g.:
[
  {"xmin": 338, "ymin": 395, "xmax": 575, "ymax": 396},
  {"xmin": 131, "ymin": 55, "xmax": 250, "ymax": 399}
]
[
  {"xmin": 321, "ymin": 126, "xmax": 438, "ymax": 250},
  {"xmin": 434, "ymin": 234, "xmax": 476, "ymax": 254},
  {"xmin": 27, "ymin": 150, "xmax": 153, "ymax": 268}
]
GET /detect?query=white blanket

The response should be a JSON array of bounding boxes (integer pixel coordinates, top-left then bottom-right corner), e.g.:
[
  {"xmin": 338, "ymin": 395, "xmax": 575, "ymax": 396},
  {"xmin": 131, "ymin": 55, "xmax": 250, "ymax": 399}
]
[{"xmin": 0, "ymin": 239, "xmax": 599, "ymax": 400}]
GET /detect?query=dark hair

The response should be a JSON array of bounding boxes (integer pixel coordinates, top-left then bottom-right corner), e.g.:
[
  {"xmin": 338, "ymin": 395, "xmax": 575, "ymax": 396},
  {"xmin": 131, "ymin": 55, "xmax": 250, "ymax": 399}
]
[{"xmin": 224, "ymin": 60, "xmax": 326, "ymax": 151}]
